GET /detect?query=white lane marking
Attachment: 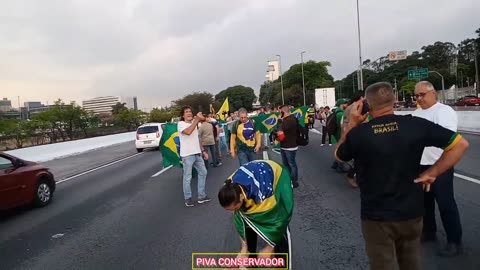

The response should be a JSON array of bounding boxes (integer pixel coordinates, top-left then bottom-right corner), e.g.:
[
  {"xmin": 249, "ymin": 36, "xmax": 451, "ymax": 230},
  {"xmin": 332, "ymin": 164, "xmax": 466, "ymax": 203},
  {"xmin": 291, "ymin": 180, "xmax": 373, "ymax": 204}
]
[
  {"xmin": 57, "ymin": 152, "xmax": 143, "ymax": 184},
  {"xmin": 272, "ymin": 149, "xmax": 281, "ymax": 155},
  {"xmin": 454, "ymin": 173, "xmax": 480, "ymax": 185},
  {"xmin": 309, "ymin": 128, "xmax": 322, "ymax": 135},
  {"xmin": 263, "ymin": 150, "xmax": 269, "ymax": 160},
  {"xmin": 287, "ymin": 227, "xmax": 292, "ymax": 270},
  {"xmin": 52, "ymin": 233, "xmax": 65, "ymax": 239},
  {"xmin": 151, "ymin": 165, "xmax": 174, "ymax": 177}
]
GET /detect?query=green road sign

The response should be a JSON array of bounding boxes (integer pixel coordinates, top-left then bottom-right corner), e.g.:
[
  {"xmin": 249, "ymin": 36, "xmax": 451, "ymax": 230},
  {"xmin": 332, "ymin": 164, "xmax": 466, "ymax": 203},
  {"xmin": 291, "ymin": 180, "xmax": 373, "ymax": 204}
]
[{"xmin": 408, "ymin": 68, "xmax": 429, "ymax": 80}]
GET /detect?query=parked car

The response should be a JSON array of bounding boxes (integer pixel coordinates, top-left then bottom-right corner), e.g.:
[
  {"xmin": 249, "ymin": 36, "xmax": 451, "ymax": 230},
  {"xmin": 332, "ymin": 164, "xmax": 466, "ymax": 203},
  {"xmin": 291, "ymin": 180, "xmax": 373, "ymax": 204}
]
[
  {"xmin": 135, "ymin": 123, "xmax": 166, "ymax": 152},
  {"xmin": 454, "ymin": 96, "xmax": 480, "ymax": 106},
  {"xmin": 0, "ymin": 153, "xmax": 56, "ymax": 211}
]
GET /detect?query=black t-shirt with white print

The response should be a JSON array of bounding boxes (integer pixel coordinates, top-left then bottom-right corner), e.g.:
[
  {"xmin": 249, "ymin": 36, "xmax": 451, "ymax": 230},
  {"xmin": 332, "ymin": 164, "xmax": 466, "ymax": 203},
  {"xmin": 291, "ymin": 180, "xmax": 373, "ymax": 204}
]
[{"xmin": 336, "ymin": 114, "xmax": 461, "ymax": 221}]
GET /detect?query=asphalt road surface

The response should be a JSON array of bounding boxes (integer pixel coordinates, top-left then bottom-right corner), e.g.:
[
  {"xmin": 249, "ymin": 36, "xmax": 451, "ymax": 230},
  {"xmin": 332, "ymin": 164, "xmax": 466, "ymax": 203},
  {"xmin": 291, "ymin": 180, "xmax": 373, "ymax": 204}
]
[{"xmin": 1, "ymin": 131, "xmax": 479, "ymax": 270}]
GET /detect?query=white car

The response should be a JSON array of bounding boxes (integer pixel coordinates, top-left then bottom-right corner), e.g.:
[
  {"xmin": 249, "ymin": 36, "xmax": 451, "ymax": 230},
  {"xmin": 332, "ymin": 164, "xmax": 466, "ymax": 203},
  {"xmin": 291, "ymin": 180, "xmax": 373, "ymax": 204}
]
[{"xmin": 135, "ymin": 123, "xmax": 165, "ymax": 152}]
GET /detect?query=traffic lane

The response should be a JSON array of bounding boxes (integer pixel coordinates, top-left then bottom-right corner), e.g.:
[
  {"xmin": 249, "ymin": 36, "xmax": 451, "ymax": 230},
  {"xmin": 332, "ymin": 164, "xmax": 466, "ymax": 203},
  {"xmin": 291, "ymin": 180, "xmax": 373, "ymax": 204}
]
[
  {"xmin": 5, "ymin": 151, "xmax": 248, "ymax": 270},
  {"xmin": 0, "ymin": 150, "xmax": 165, "ymax": 270},
  {"xmin": 455, "ymin": 133, "xmax": 480, "ymax": 178},
  {"xmin": 41, "ymin": 140, "xmax": 141, "ymax": 180},
  {"xmin": 300, "ymin": 132, "xmax": 480, "ymax": 270}
]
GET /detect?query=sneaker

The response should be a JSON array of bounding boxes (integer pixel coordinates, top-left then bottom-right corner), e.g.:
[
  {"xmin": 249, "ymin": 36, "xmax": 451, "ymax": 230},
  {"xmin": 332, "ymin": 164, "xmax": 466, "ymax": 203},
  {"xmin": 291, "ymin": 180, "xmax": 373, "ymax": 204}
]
[
  {"xmin": 329, "ymin": 144, "xmax": 332, "ymax": 146},
  {"xmin": 347, "ymin": 177, "xmax": 358, "ymax": 188},
  {"xmin": 198, "ymin": 196, "xmax": 212, "ymax": 204},
  {"xmin": 185, "ymin": 198, "xmax": 194, "ymax": 207},
  {"xmin": 217, "ymin": 162, "xmax": 223, "ymax": 166},
  {"xmin": 320, "ymin": 144, "xmax": 325, "ymax": 146}
]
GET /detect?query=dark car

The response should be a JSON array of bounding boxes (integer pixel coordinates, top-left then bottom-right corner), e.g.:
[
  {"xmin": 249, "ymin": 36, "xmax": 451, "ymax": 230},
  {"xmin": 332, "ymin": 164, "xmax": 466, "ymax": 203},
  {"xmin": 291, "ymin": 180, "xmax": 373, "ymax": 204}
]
[
  {"xmin": 0, "ymin": 153, "xmax": 56, "ymax": 210},
  {"xmin": 454, "ymin": 96, "xmax": 480, "ymax": 106}
]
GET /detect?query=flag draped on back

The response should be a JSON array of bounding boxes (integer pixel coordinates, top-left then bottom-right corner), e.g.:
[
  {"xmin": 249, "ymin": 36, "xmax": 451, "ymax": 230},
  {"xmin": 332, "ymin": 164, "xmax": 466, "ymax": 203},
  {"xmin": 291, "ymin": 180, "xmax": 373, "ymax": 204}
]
[
  {"xmin": 252, "ymin": 112, "xmax": 280, "ymax": 133},
  {"xmin": 218, "ymin": 97, "xmax": 230, "ymax": 121},
  {"xmin": 159, "ymin": 123, "xmax": 182, "ymax": 168},
  {"xmin": 290, "ymin": 106, "xmax": 309, "ymax": 127},
  {"xmin": 231, "ymin": 160, "xmax": 294, "ymax": 246}
]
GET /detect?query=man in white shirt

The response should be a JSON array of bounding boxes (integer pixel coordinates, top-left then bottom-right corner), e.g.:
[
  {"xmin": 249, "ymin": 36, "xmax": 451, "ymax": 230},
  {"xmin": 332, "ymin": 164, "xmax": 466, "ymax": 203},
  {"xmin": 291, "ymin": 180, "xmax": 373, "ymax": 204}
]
[
  {"xmin": 177, "ymin": 106, "xmax": 211, "ymax": 207},
  {"xmin": 413, "ymin": 81, "xmax": 463, "ymax": 257}
]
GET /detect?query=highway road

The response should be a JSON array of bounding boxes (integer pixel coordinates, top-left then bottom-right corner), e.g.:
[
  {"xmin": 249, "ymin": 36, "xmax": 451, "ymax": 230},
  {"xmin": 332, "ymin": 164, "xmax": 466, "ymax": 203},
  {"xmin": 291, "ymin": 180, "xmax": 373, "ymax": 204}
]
[{"xmin": 0, "ymin": 129, "xmax": 479, "ymax": 270}]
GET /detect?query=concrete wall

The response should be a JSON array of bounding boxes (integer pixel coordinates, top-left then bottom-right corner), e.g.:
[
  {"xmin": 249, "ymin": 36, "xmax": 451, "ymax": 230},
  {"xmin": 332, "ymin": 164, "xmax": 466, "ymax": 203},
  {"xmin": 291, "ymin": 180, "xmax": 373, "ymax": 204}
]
[
  {"xmin": 394, "ymin": 111, "xmax": 480, "ymax": 134},
  {"xmin": 5, "ymin": 132, "xmax": 136, "ymax": 162}
]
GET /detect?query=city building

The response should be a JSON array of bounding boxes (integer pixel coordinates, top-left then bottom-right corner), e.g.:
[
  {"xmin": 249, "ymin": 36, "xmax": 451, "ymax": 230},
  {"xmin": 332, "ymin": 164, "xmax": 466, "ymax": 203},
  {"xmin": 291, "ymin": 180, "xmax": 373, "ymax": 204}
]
[
  {"xmin": 0, "ymin": 98, "xmax": 12, "ymax": 112},
  {"xmin": 265, "ymin": 60, "xmax": 280, "ymax": 82},
  {"xmin": 82, "ymin": 96, "xmax": 137, "ymax": 115}
]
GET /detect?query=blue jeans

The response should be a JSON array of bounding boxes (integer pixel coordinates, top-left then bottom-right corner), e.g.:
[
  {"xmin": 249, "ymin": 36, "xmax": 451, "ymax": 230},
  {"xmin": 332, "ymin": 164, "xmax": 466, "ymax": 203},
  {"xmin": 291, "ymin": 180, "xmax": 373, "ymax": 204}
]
[
  {"xmin": 204, "ymin": 144, "xmax": 219, "ymax": 168},
  {"xmin": 219, "ymin": 136, "xmax": 228, "ymax": 154},
  {"xmin": 182, "ymin": 154, "xmax": 208, "ymax": 200},
  {"xmin": 238, "ymin": 147, "xmax": 256, "ymax": 166},
  {"xmin": 281, "ymin": 149, "xmax": 298, "ymax": 184}
]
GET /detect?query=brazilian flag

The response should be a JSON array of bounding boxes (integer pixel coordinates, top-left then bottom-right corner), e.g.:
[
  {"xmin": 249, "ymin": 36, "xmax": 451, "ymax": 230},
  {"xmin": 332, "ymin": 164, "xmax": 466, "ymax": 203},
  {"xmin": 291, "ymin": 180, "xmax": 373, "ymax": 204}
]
[
  {"xmin": 252, "ymin": 112, "xmax": 280, "ymax": 133},
  {"xmin": 290, "ymin": 106, "xmax": 309, "ymax": 127},
  {"xmin": 159, "ymin": 123, "xmax": 182, "ymax": 168},
  {"xmin": 230, "ymin": 160, "xmax": 294, "ymax": 246}
]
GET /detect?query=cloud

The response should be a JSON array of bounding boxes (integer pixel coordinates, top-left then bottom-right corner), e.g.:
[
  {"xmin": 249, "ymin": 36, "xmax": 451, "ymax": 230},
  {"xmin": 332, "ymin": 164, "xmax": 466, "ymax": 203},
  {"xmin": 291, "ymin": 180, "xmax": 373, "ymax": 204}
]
[{"xmin": 0, "ymin": 0, "xmax": 479, "ymax": 109}]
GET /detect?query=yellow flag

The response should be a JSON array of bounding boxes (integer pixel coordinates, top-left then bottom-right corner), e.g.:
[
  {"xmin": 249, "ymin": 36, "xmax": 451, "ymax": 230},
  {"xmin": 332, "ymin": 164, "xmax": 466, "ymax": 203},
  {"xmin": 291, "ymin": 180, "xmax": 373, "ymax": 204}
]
[{"xmin": 218, "ymin": 97, "xmax": 230, "ymax": 120}]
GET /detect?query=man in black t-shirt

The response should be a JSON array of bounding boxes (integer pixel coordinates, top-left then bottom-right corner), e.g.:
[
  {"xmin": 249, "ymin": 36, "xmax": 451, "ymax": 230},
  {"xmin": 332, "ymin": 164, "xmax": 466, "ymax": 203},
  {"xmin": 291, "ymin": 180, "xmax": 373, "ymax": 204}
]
[{"xmin": 335, "ymin": 82, "xmax": 469, "ymax": 270}]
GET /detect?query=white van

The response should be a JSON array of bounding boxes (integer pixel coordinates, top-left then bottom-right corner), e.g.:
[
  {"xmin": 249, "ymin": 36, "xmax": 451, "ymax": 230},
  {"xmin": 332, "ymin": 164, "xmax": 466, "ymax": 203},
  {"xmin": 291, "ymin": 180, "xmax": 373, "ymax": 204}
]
[{"xmin": 135, "ymin": 123, "xmax": 166, "ymax": 152}]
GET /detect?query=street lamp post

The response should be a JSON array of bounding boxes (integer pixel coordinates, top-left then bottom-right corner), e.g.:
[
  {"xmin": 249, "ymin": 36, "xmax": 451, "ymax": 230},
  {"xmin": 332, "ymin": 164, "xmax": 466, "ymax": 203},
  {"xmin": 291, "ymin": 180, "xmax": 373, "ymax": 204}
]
[
  {"xmin": 276, "ymin": 54, "xmax": 284, "ymax": 104},
  {"xmin": 429, "ymin": 70, "xmax": 445, "ymax": 103},
  {"xmin": 301, "ymin": 51, "xmax": 306, "ymax": 106},
  {"xmin": 356, "ymin": 0, "xmax": 364, "ymax": 91}
]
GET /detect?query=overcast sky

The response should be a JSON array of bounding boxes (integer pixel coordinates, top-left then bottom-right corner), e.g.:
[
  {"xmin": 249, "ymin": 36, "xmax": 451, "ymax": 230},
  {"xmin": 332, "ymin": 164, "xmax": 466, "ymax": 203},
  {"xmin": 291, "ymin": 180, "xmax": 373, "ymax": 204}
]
[{"xmin": 1, "ymin": 0, "xmax": 479, "ymax": 110}]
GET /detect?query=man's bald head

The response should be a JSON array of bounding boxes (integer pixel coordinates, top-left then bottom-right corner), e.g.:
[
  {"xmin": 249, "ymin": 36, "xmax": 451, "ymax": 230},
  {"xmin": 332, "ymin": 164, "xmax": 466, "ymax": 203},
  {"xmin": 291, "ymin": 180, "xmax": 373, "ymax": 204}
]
[{"xmin": 365, "ymin": 82, "xmax": 395, "ymax": 111}]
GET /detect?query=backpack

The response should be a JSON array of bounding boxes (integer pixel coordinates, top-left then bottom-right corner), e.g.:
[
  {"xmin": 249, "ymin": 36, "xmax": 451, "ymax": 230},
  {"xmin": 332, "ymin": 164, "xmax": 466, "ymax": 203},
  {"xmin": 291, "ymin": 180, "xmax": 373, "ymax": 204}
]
[
  {"xmin": 296, "ymin": 118, "xmax": 309, "ymax": 146},
  {"xmin": 325, "ymin": 111, "xmax": 339, "ymax": 135}
]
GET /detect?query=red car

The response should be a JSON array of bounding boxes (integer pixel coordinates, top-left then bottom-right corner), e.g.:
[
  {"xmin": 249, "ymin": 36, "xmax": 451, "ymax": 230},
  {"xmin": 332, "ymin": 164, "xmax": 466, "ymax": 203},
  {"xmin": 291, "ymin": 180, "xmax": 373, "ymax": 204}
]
[
  {"xmin": 454, "ymin": 96, "xmax": 480, "ymax": 106},
  {"xmin": 0, "ymin": 153, "xmax": 56, "ymax": 210}
]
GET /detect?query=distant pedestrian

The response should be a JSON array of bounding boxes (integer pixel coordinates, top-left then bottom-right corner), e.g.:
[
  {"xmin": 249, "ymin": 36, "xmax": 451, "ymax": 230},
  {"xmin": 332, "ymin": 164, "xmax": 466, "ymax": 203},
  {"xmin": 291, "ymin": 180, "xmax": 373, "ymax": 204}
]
[
  {"xmin": 319, "ymin": 106, "xmax": 332, "ymax": 146},
  {"xmin": 177, "ymin": 106, "xmax": 211, "ymax": 207},
  {"xmin": 335, "ymin": 82, "xmax": 469, "ymax": 270},
  {"xmin": 331, "ymin": 99, "xmax": 349, "ymax": 172},
  {"xmin": 413, "ymin": 81, "xmax": 463, "ymax": 257}
]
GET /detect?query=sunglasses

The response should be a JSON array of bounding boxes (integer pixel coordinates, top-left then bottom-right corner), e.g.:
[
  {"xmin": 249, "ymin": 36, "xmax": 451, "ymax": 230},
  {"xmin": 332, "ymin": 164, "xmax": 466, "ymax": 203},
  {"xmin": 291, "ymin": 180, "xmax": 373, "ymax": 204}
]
[{"xmin": 414, "ymin": 90, "xmax": 433, "ymax": 99}]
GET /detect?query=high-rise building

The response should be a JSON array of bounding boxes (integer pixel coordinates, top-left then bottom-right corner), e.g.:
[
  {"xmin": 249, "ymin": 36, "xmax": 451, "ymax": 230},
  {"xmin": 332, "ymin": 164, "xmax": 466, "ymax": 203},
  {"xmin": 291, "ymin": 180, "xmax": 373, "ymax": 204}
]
[
  {"xmin": 0, "ymin": 98, "xmax": 12, "ymax": 112},
  {"xmin": 82, "ymin": 96, "xmax": 136, "ymax": 115},
  {"xmin": 265, "ymin": 60, "xmax": 280, "ymax": 82}
]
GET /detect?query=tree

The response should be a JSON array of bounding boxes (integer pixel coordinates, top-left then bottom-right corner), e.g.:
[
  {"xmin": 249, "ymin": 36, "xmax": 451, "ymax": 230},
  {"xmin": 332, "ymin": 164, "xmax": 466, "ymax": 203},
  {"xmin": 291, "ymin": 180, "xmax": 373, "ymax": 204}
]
[
  {"xmin": 149, "ymin": 107, "xmax": 174, "ymax": 123},
  {"xmin": 259, "ymin": 82, "xmax": 281, "ymax": 106},
  {"xmin": 400, "ymin": 80, "xmax": 417, "ymax": 98},
  {"xmin": 173, "ymin": 92, "xmax": 214, "ymax": 114},
  {"xmin": 215, "ymin": 85, "xmax": 257, "ymax": 111},
  {"xmin": 112, "ymin": 102, "xmax": 128, "ymax": 115},
  {"xmin": 114, "ymin": 109, "xmax": 145, "ymax": 131},
  {"xmin": 277, "ymin": 60, "xmax": 334, "ymax": 106}
]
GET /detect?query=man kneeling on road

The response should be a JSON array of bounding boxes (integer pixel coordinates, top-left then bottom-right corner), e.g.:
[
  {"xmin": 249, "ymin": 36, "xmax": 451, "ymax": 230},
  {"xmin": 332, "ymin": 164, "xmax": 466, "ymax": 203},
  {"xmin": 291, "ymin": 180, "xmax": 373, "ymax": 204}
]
[{"xmin": 334, "ymin": 82, "xmax": 469, "ymax": 270}]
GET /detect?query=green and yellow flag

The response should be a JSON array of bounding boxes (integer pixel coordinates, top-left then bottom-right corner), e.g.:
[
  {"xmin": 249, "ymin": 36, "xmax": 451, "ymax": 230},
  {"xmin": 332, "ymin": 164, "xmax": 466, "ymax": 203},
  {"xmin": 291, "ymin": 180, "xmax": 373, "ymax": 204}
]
[
  {"xmin": 159, "ymin": 123, "xmax": 182, "ymax": 168},
  {"xmin": 230, "ymin": 160, "xmax": 294, "ymax": 246},
  {"xmin": 252, "ymin": 112, "xmax": 280, "ymax": 133},
  {"xmin": 290, "ymin": 106, "xmax": 309, "ymax": 127}
]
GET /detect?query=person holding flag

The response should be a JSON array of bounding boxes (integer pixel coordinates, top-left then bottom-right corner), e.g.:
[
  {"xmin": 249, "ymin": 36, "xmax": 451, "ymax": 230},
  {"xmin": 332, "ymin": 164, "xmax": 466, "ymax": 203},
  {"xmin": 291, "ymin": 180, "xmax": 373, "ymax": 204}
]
[
  {"xmin": 177, "ymin": 106, "xmax": 211, "ymax": 207},
  {"xmin": 230, "ymin": 108, "xmax": 262, "ymax": 166},
  {"xmin": 218, "ymin": 160, "xmax": 293, "ymax": 266}
]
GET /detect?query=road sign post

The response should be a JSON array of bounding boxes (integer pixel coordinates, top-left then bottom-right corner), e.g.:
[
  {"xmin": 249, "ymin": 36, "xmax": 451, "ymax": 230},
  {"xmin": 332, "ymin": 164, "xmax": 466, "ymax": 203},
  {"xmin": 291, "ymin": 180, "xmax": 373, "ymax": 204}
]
[{"xmin": 408, "ymin": 68, "xmax": 429, "ymax": 80}]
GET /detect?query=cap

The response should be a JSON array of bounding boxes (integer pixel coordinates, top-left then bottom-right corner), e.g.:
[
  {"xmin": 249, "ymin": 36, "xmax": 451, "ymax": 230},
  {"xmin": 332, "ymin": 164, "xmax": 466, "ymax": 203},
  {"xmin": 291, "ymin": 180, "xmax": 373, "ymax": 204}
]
[{"xmin": 335, "ymin": 98, "xmax": 350, "ymax": 107}]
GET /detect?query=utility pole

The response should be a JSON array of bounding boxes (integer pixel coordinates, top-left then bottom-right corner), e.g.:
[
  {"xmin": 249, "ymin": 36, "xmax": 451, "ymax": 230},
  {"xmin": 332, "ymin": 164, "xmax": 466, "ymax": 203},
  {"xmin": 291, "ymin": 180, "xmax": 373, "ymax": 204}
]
[
  {"xmin": 301, "ymin": 51, "xmax": 306, "ymax": 106},
  {"xmin": 474, "ymin": 42, "xmax": 479, "ymax": 96},
  {"xmin": 276, "ymin": 55, "xmax": 284, "ymax": 104},
  {"xmin": 355, "ymin": 0, "xmax": 364, "ymax": 91}
]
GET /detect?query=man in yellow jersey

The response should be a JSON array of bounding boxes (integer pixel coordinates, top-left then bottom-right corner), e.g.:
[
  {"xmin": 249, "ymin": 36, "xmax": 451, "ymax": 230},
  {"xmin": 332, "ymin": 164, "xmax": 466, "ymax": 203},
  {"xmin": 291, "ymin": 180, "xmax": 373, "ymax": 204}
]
[{"xmin": 230, "ymin": 108, "xmax": 262, "ymax": 166}]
